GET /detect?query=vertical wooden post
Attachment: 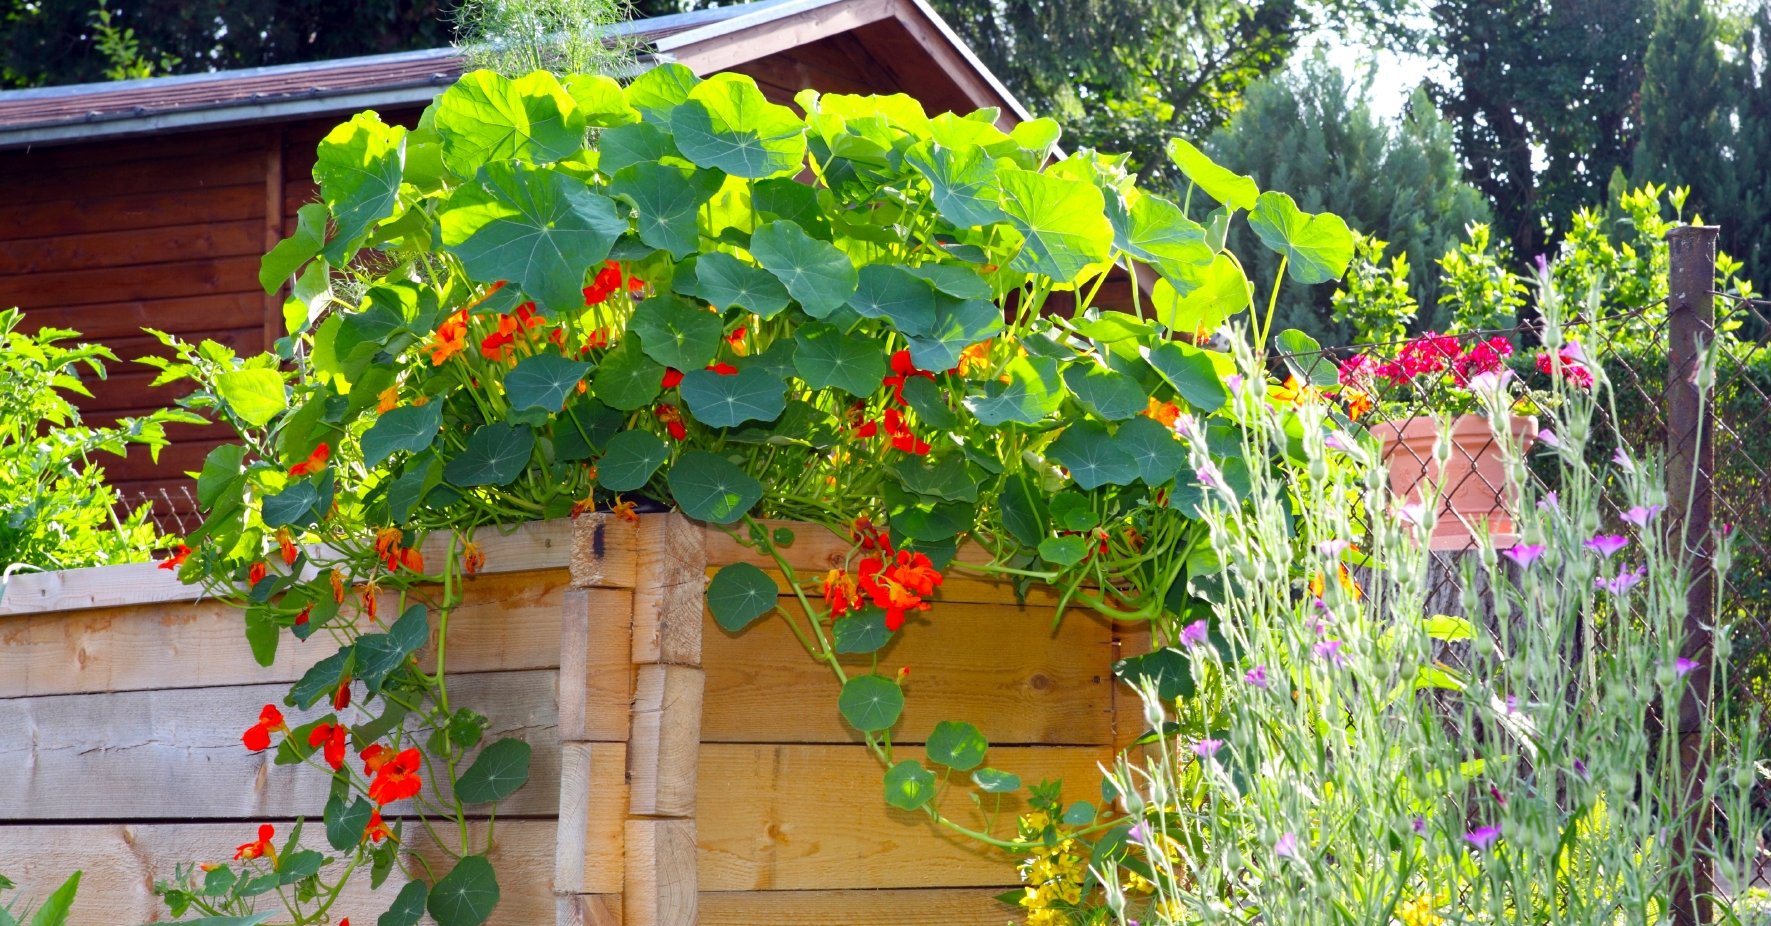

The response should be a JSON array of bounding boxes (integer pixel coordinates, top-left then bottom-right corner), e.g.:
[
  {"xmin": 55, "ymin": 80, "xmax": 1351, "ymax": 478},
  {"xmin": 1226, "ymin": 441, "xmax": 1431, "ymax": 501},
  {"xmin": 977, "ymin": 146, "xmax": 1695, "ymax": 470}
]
[
  {"xmin": 261, "ymin": 129, "xmax": 285, "ymax": 348},
  {"xmin": 1666, "ymin": 224, "xmax": 1718, "ymax": 926}
]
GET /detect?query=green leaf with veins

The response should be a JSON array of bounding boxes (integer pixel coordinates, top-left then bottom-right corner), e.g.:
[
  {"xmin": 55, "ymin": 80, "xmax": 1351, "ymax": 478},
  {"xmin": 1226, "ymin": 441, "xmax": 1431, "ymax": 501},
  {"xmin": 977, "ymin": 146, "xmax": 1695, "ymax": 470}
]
[
  {"xmin": 996, "ymin": 168, "xmax": 1114, "ymax": 283},
  {"xmin": 667, "ymin": 451, "xmax": 763, "ymax": 524},
  {"xmin": 435, "ymin": 69, "xmax": 585, "ymax": 177},
  {"xmin": 630, "ymin": 294, "xmax": 724, "ymax": 370},
  {"xmin": 596, "ymin": 429, "xmax": 670, "ymax": 492},
  {"xmin": 793, "ymin": 323, "xmax": 889, "ymax": 396},
  {"xmin": 750, "ymin": 220, "xmax": 858, "ymax": 317},
  {"xmin": 1248, "ymin": 191, "xmax": 1355, "ymax": 285},
  {"xmin": 427, "ymin": 855, "xmax": 500, "ymax": 926},
  {"xmin": 315, "ymin": 111, "xmax": 406, "ymax": 263},
  {"xmin": 679, "ymin": 367, "xmax": 787, "ymax": 428},
  {"xmin": 505, "ymin": 354, "xmax": 592, "ymax": 414},
  {"xmin": 706, "ymin": 562, "xmax": 779, "ymax": 632},
  {"xmin": 670, "ymin": 73, "xmax": 807, "ymax": 178},
  {"xmin": 682, "ymin": 252, "xmax": 792, "ymax": 318},
  {"xmin": 609, "ymin": 161, "xmax": 724, "ymax": 259},
  {"xmin": 1166, "ymin": 138, "xmax": 1259, "ymax": 211}
]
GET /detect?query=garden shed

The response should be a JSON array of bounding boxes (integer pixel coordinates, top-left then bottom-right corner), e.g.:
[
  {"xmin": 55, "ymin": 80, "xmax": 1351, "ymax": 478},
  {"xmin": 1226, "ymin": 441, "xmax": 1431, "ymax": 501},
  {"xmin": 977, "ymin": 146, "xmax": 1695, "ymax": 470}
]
[{"xmin": 0, "ymin": 0, "xmax": 1032, "ymax": 514}]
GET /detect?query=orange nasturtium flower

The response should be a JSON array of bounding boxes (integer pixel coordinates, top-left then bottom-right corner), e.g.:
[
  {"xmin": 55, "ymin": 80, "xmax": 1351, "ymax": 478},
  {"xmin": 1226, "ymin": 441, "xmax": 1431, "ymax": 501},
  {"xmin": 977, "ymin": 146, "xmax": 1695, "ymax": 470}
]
[
  {"xmin": 1343, "ymin": 387, "xmax": 1374, "ymax": 420},
  {"xmin": 288, "ymin": 442, "xmax": 330, "ymax": 477},
  {"xmin": 610, "ymin": 497, "xmax": 641, "ymax": 524},
  {"xmin": 956, "ymin": 339, "xmax": 993, "ymax": 375},
  {"xmin": 308, "ymin": 721, "xmax": 349, "ymax": 771},
  {"xmin": 857, "ymin": 550, "xmax": 944, "ymax": 631},
  {"xmin": 275, "ymin": 528, "xmax": 299, "ymax": 566},
  {"xmin": 823, "ymin": 569, "xmax": 859, "ymax": 616},
  {"xmin": 330, "ymin": 568, "xmax": 347, "ymax": 604},
  {"xmin": 463, "ymin": 540, "xmax": 485, "ymax": 576},
  {"xmin": 367, "ymin": 747, "xmax": 424, "ymax": 806},
  {"xmin": 157, "ymin": 543, "xmax": 191, "ymax": 571},
  {"xmin": 234, "ymin": 823, "xmax": 276, "ymax": 863},
  {"xmin": 429, "ymin": 310, "xmax": 469, "ymax": 365},
  {"xmin": 363, "ymin": 809, "xmax": 391, "ymax": 844},
  {"xmin": 377, "ymin": 385, "xmax": 400, "ymax": 414},
  {"xmin": 362, "ymin": 583, "xmax": 380, "ymax": 623},
  {"xmin": 248, "ymin": 561, "xmax": 268, "ymax": 587},
  {"xmin": 1268, "ymin": 374, "xmax": 1320, "ymax": 408},
  {"xmin": 1142, "ymin": 397, "xmax": 1182, "ymax": 429},
  {"xmin": 374, "ymin": 528, "xmax": 405, "ymax": 571},
  {"xmin": 1307, "ymin": 564, "xmax": 1363, "ymax": 601},
  {"xmin": 242, "ymin": 704, "xmax": 287, "ymax": 752}
]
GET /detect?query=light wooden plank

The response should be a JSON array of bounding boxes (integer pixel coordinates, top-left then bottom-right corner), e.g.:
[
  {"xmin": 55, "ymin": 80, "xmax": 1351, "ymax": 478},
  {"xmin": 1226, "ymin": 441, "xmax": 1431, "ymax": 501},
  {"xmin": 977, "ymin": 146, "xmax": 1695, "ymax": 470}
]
[
  {"xmin": 569, "ymin": 512, "xmax": 640, "ymax": 589},
  {"xmin": 626, "ymin": 818, "xmax": 697, "ymax": 926},
  {"xmin": 626, "ymin": 514, "xmax": 706, "ymax": 666},
  {"xmin": 558, "ymin": 587, "xmax": 635, "ymax": 743},
  {"xmin": 699, "ymin": 888, "xmax": 1015, "ymax": 925},
  {"xmin": 557, "ymin": 894, "xmax": 623, "ymax": 926},
  {"xmin": 0, "ymin": 520, "xmax": 584, "ymax": 617},
  {"xmin": 629, "ymin": 664, "xmax": 704, "ymax": 817},
  {"xmin": 0, "ymin": 819, "xmax": 565, "ymax": 925},
  {"xmin": 702, "ymin": 598, "xmax": 1115, "ymax": 745},
  {"xmin": 1112, "ymin": 623, "xmax": 1156, "ymax": 753},
  {"xmin": 0, "ymin": 572, "xmax": 626, "ymax": 699},
  {"xmin": 664, "ymin": 0, "xmax": 896, "ymax": 74},
  {"xmin": 697, "ymin": 743, "xmax": 1108, "ymax": 891},
  {"xmin": 554, "ymin": 742, "xmax": 629, "ymax": 895},
  {"xmin": 0, "ymin": 669, "xmax": 565, "ymax": 820}
]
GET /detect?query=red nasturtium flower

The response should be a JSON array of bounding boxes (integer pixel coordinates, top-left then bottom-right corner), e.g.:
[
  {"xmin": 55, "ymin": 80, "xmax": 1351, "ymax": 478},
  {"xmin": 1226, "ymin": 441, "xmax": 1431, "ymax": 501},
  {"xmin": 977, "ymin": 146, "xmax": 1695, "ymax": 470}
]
[
  {"xmin": 661, "ymin": 368, "xmax": 685, "ymax": 389},
  {"xmin": 308, "ymin": 721, "xmax": 349, "ymax": 771},
  {"xmin": 360, "ymin": 743, "xmax": 391, "ymax": 777},
  {"xmin": 881, "ymin": 408, "xmax": 930, "ymax": 455},
  {"xmin": 655, "ymin": 404, "xmax": 687, "ymax": 441},
  {"xmin": 333, "ymin": 679, "xmax": 352, "ymax": 711},
  {"xmin": 367, "ymin": 747, "xmax": 424, "ymax": 806},
  {"xmin": 463, "ymin": 540, "xmax": 485, "ymax": 576},
  {"xmin": 242, "ymin": 704, "xmax": 287, "ymax": 752},
  {"xmin": 882, "ymin": 350, "xmax": 934, "ymax": 404},
  {"xmin": 248, "ymin": 562, "xmax": 268, "ymax": 587},
  {"xmin": 583, "ymin": 261, "xmax": 624, "ymax": 305},
  {"xmin": 294, "ymin": 604, "xmax": 313, "ymax": 627},
  {"xmin": 707, "ymin": 362, "xmax": 739, "ymax": 376},
  {"xmin": 157, "ymin": 544, "xmax": 191, "ymax": 571},
  {"xmin": 823, "ymin": 569, "xmax": 859, "ymax": 616},
  {"xmin": 288, "ymin": 442, "xmax": 330, "ymax": 477},
  {"xmin": 275, "ymin": 528, "xmax": 299, "ymax": 566},
  {"xmin": 234, "ymin": 823, "xmax": 276, "ymax": 862},
  {"xmin": 857, "ymin": 550, "xmax": 944, "ymax": 630},
  {"xmin": 363, "ymin": 809, "xmax": 391, "ymax": 844}
]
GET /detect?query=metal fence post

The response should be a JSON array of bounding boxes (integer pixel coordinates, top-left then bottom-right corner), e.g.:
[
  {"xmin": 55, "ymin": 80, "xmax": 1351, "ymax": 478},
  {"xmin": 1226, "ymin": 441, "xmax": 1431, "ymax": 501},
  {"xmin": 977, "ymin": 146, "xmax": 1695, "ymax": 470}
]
[{"xmin": 1666, "ymin": 224, "xmax": 1719, "ymax": 925}]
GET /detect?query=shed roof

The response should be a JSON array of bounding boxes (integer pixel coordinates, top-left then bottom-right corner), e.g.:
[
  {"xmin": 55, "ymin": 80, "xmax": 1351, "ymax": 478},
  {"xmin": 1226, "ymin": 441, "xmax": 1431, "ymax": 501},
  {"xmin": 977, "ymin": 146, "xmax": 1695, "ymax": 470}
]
[{"xmin": 0, "ymin": 0, "xmax": 1028, "ymax": 150}]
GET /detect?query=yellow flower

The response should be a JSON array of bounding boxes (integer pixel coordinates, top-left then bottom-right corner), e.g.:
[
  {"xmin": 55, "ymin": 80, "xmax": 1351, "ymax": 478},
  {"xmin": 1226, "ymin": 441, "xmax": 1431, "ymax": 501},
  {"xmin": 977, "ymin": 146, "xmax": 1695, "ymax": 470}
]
[{"xmin": 1398, "ymin": 894, "xmax": 1443, "ymax": 926}]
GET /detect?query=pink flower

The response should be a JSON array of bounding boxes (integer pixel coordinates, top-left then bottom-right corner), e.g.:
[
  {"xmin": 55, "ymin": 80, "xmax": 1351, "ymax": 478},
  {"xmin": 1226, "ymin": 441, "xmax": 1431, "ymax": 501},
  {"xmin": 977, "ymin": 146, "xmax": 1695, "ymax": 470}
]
[
  {"xmin": 1537, "ymin": 428, "xmax": 1560, "ymax": 448},
  {"xmin": 1381, "ymin": 333, "xmax": 1460, "ymax": 386},
  {"xmin": 1225, "ymin": 374, "xmax": 1243, "ymax": 396},
  {"xmin": 1595, "ymin": 564, "xmax": 1647, "ymax": 594},
  {"xmin": 1313, "ymin": 639, "xmax": 1347, "ymax": 667},
  {"xmin": 1453, "ymin": 336, "xmax": 1513, "ymax": 385},
  {"xmin": 1244, "ymin": 665, "xmax": 1269, "ymax": 689},
  {"xmin": 1316, "ymin": 539, "xmax": 1349, "ymax": 557},
  {"xmin": 1465, "ymin": 825, "xmax": 1501, "ymax": 850},
  {"xmin": 1612, "ymin": 448, "xmax": 1636, "ymax": 473},
  {"xmin": 1178, "ymin": 619, "xmax": 1210, "ymax": 648},
  {"xmin": 1397, "ymin": 501, "xmax": 1427, "ymax": 526},
  {"xmin": 1675, "ymin": 657, "xmax": 1699, "ymax": 678},
  {"xmin": 1192, "ymin": 738, "xmax": 1224, "ymax": 758},
  {"xmin": 1536, "ymin": 342, "xmax": 1594, "ymax": 389},
  {"xmin": 1622, "ymin": 505, "xmax": 1664, "ymax": 527},
  {"xmin": 1274, "ymin": 832, "xmax": 1300, "ymax": 859},
  {"xmin": 1502, "ymin": 543, "xmax": 1545, "ymax": 568},
  {"xmin": 1337, "ymin": 353, "xmax": 1379, "ymax": 387},
  {"xmin": 1195, "ymin": 461, "xmax": 1222, "ymax": 490},
  {"xmin": 1538, "ymin": 491, "xmax": 1560, "ymax": 511},
  {"xmin": 1584, "ymin": 534, "xmax": 1629, "ymax": 558}
]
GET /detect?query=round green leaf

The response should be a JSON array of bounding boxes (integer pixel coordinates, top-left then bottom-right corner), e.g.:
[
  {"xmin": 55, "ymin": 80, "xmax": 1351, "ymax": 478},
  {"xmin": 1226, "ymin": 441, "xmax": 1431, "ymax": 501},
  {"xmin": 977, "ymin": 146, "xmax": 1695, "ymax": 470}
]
[
  {"xmin": 1114, "ymin": 646, "xmax": 1195, "ymax": 701},
  {"xmin": 833, "ymin": 608, "xmax": 893, "ymax": 654},
  {"xmin": 890, "ymin": 455, "xmax": 978, "ymax": 503},
  {"xmin": 1062, "ymin": 363, "xmax": 1146, "ymax": 421},
  {"xmin": 630, "ymin": 294, "xmax": 724, "ymax": 371},
  {"xmin": 1063, "ymin": 800, "xmax": 1097, "ymax": 826},
  {"xmin": 262, "ymin": 480, "xmax": 321, "ymax": 529},
  {"xmin": 996, "ymin": 168, "xmax": 1113, "ymax": 284},
  {"xmin": 597, "ymin": 429, "xmax": 670, "ymax": 492},
  {"xmin": 904, "ymin": 140, "xmax": 1004, "ymax": 228},
  {"xmin": 750, "ymin": 220, "xmax": 858, "ymax": 318},
  {"xmin": 1108, "ymin": 190, "xmax": 1214, "ymax": 286},
  {"xmin": 362, "ymin": 401, "xmax": 443, "ymax": 469},
  {"xmin": 998, "ymin": 472, "xmax": 1049, "ymax": 547},
  {"xmin": 427, "ymin": 855, "xmax": 500, "ymax": 926},
  {"xmin": 792, "ymin": 323, "xmax": 889, "ymax": 396},
  {"xmin": 680, "ymin": 252, "xmax": 791, "ymax": 318},
  {"xmin": 972, "ymin": 767, "xmax": 1022, "ymax": 793},
  {"xmin": 598, "ymin": 121, "xmax": 681, "ymax": 177},
  {"xmin": 455, "ymin": 738, "xmax": 533, "ymax": 805},
  {"xmin": 443, "ymin": 423, "xmax": 536, "ymax": 487},
  {"xmin": 883, "ymin": 760, "xmax": 937, "ymax": 811},
  {"xmin": 669, "ymin": 73, "xmax": 808, "ymax": 178},
  {"xmin": 564, "ymin": 73, "xmax": 639, "ymax": 127},
  {"xmin": 1051, "ymin": 420, "xmax": 1140, "ymax": 489},
  {"xmin": 591, "ymin": 337, "xmax": 664, "ymax": 411},
  {"xmin": 439, "ymin": 161, "xmax": 629, "ymax": 315},
  {"xmin": 216, "ymin": 368, "xmax": 287, "ymax": 427},
  {"xmin": 1165, "ymin": 138, "xmax": 1260, "ymax": 212},
  {"xmin": 435, "ymin": 69, "xmax": 585, "ymax": 177},
  {"xmin": 706, "ymin": 562, "xmax": 779, "ymax": 632},
  {"xmin": 315, "ymin": 111, "xmax": 406, "ymax": 263},
  {"xmin": 625, "ymin": 62, "xmax": 700, "ymax": 125},
  {"xmin": 323, "ymin": 794, "xmax": 374, "ymax": 852},
  {"xmin": 1038, "ymin": 535, "xmax": 1089, "ymax": 567},
  {"xmin": 609, "ymin": 161, "xmax": 724, "ymax": 259},
  {"xmin": 1152, "ymin": 253, "xmax": 1251, "ymax": 337},
  {"xmin": 680, "ymin": 368, "xmax": 787, "ymax": 428},
  {"xmin": 505, "ymin": 354, "xmax": 592, "ymax": 414},
  {"xmin": 1143, "ymin": 342, "xmax": 1230, "ymax": 413},
  {"xmin": 965, "ymin": 355, "xmax": 1063, "ymax": 426},
  {"xmin": 1247, "ymin": 191, "xmax": 1355, "ymax": 285},
  {"xmin": 847, "ymin": 264, "xmax": 939, "ymax": 332},
  {"xmin": 926, "ymin": 720, "xmax": 988, "ymax": 771},
  {"xmin": 839, "ymin": 674, "xmax": 905, "ymax": 732},
  {"xmin": 906, "ymin": 297, "xmax": 1003, "ymax": 372},
  {"xmin": 381, "ymin": 880, "xmax": 429, "ymax": 926},
  {"xmin": 1114, "ymin": 415, "xmax": 1186, "ymax": 486},
  {"xmin": 666, "ymin": 451, "xmax": 763, "ymax": 524}
]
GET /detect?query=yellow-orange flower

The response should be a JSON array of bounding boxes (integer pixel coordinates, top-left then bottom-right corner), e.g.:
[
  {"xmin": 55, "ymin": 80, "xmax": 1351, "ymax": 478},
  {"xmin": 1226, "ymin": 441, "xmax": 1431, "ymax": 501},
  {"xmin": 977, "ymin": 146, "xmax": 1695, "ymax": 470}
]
[
  {"xmin": 1143, "ymin": 396, "xmax": 1182, "ymax": 428},
  {"xmin": 429, "ymin": 311, "xmax": 469, "ymax": 365},
  {"xmin": 377, "ymin": 385, "xmax": 399, "ymax": 413},
  {"xmin": 1343, "ymin": 386, "xmax": 1373, "ymax": 419}
]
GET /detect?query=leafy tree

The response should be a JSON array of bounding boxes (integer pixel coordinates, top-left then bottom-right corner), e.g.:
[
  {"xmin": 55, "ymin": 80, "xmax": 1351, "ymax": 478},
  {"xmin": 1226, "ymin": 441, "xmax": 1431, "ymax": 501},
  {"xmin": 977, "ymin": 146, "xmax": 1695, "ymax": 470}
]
[
  {"xmin": 1424, "ymin": 0, "xmax": 1652, "ymax": 260},
  {"xmin": 457, "ymin": 0, "xmax": 636, "ymax": 77},
  {"xmin": 1204, "ymin": 56, "xmax": 1490, "ymax": 345}
]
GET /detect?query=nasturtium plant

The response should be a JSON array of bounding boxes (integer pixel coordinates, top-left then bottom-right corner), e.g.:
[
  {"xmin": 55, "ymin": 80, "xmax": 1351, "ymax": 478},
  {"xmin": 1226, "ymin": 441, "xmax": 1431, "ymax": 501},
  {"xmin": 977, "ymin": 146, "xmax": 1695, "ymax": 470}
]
[{"xmin": 145, "ymin": 60, "xmax": 1355, "ymax": 924}]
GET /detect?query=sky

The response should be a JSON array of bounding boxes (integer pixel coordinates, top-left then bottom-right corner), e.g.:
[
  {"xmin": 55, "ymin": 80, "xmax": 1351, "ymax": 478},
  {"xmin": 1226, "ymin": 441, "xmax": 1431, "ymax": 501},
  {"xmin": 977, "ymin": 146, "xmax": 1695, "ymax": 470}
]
[{"xmin": 1306, "ymin": 22, "xmax": 1440, "ymax": 121}]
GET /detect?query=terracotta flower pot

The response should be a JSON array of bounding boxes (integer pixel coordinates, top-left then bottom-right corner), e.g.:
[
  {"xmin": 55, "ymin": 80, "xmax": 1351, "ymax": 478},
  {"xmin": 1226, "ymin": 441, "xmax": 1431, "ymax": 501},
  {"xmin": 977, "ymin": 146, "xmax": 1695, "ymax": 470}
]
[{"xmin": 1372, "ymin": 413, "xmax": 1537, "ymax": 551}]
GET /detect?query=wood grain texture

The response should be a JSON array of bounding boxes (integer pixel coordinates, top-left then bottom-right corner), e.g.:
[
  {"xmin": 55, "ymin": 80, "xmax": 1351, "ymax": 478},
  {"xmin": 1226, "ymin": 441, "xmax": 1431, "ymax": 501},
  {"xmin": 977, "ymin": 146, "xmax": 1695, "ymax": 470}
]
[
  {"xmin": 18, "ymin": 292, "xmax": 264, "ymax": 340},
  {"xmin": 666, "ymin": 0, "xmax": 895, "ymax": 74},
  {"xmin": 0, "ymin": 184, "xmax": 263, "ymax": 242},
  {"xmin": 558, "ymin": 587, "xmax": 635, "ymax": 743},
  {"xmin": 0, "ymin": 819, "xmax": 563, "ymax": 925},
  {"xmin": 0, "ymin": 669, "xmax": 564, "ymax": 819},
  {"xmin": 629, "ymin": 664, "xmax": 704, "ymax": 817},
  {"xmin": 702, "ymin": 598, "xmax": 1115, "ymax": 745},
  {"xmin": 557, "ymin": 894, "xmax": 623, "ymax": 926},
  {"xmin": 696, "ymin": 743, "xmax": 1108, "ymax": 891},
  {"xmin": 629, "ymin": 513, "xmax": 706, "ymax": 666},
  {"xmin": 0, "ymin": 219, "xmax": 264, "ymax": 276},
  {"xmin": 554, "ymin": 741, "xmax": 629, "ymax": 895},
  {"xmin": 0, "ymin": 571, "xmax": 620, "ymax": 699},
  {"xmin": 570, "ymin": 512, "xmax": 638, "ymax": 589},
  {"xmin": 626, "ymin": 818, "xmax": 698, "ymax": 926},
  {"xmin": 699, "ymin": 887, "xmax": 1016, "ymax": 925},
  {"xmin": 0, "ymin": 520, "xmax": 581, "ymax": 617}
]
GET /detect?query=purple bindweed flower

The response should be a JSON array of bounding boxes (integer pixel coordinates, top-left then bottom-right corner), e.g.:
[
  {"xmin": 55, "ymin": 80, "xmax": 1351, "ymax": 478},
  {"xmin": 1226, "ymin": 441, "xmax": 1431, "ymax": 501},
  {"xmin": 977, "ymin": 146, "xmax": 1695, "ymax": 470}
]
[
  {"xmin": 1226, "ymin": 374, "xmax": 1243, "ymax": 396},
  {"xmin": 1623, "ymin": 505, "xmax": 1665, "ymax": 527},
  {"xmin": 1584, "ymin": 534, "xmax": 1629, "ymax": 558},
  {"xmin": 1193, "ymin": 738, "xmax": 1225, "ymax": 758},
  {"xmin": 1504, "ymin": 695, "xmax": 1519, "ymax": 714},
  {"xmin": 1534, "ymin": 253, "xmax": 1550, "ymax": 275},
  {"xmin": 1317, "ymin": 539, "xmax": 1350, "ymax": 557},
  {"xmin": 1179, "ymin": 619, "xmax": 1210, "ymax": 648},
  {"xmin": 1314, "ymin": 639, "xmax": 1347, "ymax": 668},
  {"xmin": 1594, "ymin": 564, "xmax": 1647, "ymax": 594},
  {"xmin": 1537, "ymin": 428, "xmax": 1561, "ymax": 448},
  {"xmin": 1502, "ymin": 543, "xmax": 1545, "ymax": 568},
  {"xmin": 1275, "ymin": 832, "xmax": 1299, "ymax": 859},
  {"xmin": 1324, "ymin": 431, "xmax": 1349, "ymax": 451},
  {"xmin": 1613, "ymin": 447, "xmax": 1636, "ymax": 473},
  {"xmin": 1675, "ymin": 657, "xmax": 1700, "ymax": 678},
  {"xmin": 1244, "ymin": 665, "xmax": 1270, "ymax": 689},
  {"xmin": 1465, "ymin": 825, "xmax": 1502, "ymax": 850}
]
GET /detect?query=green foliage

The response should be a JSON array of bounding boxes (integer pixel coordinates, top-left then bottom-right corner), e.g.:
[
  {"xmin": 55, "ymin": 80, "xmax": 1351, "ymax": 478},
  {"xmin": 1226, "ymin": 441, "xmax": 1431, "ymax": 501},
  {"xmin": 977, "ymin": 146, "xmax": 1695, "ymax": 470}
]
[
  {"xmin": 0, "ymin": 309, "xmax": 191, "ymax": 574},
  {"xmin": 1205, "ymin": 56, "xmax": 1491, "ymax": 345},
  {"xmin": 1330, "ymin": 234, "xmax": 1415, "ymax": 345},
  {"xmin": 1433, "ymin": 222, "xmax": 1527, "ymax": 333},
  {"xmin": 454, "ymin": 0, "xmax": 637, "ymax": 79},
  {"xmin": 87, "ymin": 0, "xmax": 178, "ymax": 79}
]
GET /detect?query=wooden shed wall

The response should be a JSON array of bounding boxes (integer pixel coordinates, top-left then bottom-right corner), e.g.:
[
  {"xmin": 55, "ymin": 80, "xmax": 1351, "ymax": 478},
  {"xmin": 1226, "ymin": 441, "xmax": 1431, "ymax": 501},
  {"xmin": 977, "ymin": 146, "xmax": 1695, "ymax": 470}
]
[{"xmin": 0, "ymin": 515, "xmax": 1133, "ymax": 925}]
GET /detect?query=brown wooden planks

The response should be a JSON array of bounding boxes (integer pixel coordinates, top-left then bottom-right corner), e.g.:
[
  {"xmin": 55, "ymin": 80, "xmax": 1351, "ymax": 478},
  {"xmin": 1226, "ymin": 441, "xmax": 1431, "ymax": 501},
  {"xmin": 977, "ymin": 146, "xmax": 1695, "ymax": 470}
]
[
  {"xmin": 17, "ymin": 292, "xmax": 265, "ymax": 339},
  {"xmin": 0, "ymin": 219, "xmax": 264, "ymax": 276},
  {"xmin": 696, "ymin": 743, "xmax": 1108, "ymax": 891},
  {"xmin": 0, "ymin": 183, "xmax": 263, "ymax": 242},
  {"xmin": 700, "ymin": 888, "xmax": 1017, "ymax": 925},
  {"xmin": 702, "ymin": 597, "xmax": 1115, "ymax": 745},
  {"xmin": 0, "ymin": 255, "xmax": 262, "ymax": 307},
  {"xmin": 0, "ymin": 668, "xmax": 566, "ymax": 819}
]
